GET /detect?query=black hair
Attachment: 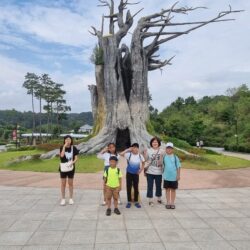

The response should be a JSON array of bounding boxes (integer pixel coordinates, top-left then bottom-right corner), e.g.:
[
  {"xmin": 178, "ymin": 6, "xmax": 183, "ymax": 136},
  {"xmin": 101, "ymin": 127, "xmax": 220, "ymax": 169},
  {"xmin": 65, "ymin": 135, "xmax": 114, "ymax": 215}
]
[
  {"xmin": 131, "ymin": 143, "xmax": 139, "ymax": 148},
  {"xmin": 63, "ymin": 135, "xmax": 73, "ymax": 146},
  {"xmin": 150, "ymin": 137, "xmax": 161, "ymax": 147},
  {"xmin": 107, "ymin": 142, "xmax": 117, "ymax": 155},
  {"xmin": 109, "ymin": 156, "xmax": 118, "ymax": 161}
]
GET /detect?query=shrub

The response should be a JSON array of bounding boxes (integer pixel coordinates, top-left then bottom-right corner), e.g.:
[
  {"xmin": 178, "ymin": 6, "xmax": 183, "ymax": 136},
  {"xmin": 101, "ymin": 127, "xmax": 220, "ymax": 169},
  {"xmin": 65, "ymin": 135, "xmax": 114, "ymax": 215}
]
[{"xmin": 36, "ymin": 143, "xmax": 60, "ymax": 152}]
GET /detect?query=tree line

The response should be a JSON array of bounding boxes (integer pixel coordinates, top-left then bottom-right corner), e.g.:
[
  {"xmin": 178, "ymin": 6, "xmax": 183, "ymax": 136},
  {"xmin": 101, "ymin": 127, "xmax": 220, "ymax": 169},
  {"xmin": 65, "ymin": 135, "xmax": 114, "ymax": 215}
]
[
  {"xmin": 0, "ymin": 110, "xmax": 93, "ymax": 143},
  {"xmin": 150, "ymin": 84, "xmax": 250, "ymax": 152},
  {"xmin": 22, "ymin": 73, "xmax": 71, "ymax": 140}
]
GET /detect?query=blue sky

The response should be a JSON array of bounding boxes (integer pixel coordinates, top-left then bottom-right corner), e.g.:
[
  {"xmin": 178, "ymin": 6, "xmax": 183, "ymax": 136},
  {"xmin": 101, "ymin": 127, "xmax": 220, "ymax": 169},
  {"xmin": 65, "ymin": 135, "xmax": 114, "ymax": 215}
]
[{"xmin": 0, "ymin": 0, "xmax": 249, "ymax": 113}]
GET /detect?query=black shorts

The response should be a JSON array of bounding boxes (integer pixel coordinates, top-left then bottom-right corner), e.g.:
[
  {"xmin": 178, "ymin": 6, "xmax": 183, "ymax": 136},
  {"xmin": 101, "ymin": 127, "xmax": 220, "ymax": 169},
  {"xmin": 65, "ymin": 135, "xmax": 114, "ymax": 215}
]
[
  {"xmin": 60, "ymin": 169, "xmax": 75, "ymax": 179},
  {"xmin": 163, "ymin": 180, "xmax": 178, "ymax": 190}
]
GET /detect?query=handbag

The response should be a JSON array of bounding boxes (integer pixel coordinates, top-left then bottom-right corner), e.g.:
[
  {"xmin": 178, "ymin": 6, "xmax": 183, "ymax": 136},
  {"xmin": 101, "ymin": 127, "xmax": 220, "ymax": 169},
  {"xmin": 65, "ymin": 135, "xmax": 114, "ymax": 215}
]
[
  {"xmin": 60, "ymin": 161, "xmax": 73, "ymax": 172},
  {"xmin": 60, "ymin": 146, "xmax": 74, "ymax": 172}
]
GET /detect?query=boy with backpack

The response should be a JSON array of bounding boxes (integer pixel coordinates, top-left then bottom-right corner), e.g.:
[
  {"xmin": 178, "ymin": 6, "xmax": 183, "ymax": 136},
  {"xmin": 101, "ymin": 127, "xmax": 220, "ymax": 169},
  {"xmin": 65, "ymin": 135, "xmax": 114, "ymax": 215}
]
[
  {"xmin": 103, "ymin": 156, "xmax": 122, "ymax": 216},
  {"xmin": 120, "ymin": 143, "xmax": 145, "ymax": 208},
  {"xmin": 163, "ymin": 142, "xmax": 181, "ymax": 209}
]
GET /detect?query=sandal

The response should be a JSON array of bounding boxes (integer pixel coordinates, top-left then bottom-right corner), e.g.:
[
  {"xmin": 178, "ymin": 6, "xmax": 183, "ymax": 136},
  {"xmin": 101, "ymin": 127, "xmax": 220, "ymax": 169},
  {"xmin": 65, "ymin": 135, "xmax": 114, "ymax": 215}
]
[
  {"xmin": 165, "ymin": 204, "xmax": 171, "ymax": 209},
  {"xmin": 170, "ymin": 205, "xmax": 176, "ymax": 209}
]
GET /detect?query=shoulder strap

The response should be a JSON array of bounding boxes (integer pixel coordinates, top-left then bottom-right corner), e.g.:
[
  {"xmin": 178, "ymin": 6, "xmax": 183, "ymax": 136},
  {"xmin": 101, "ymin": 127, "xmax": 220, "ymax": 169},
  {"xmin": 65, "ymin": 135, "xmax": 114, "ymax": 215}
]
[
  {"xmin": 174, "ymin": 155, "xmax": 178, "ymax": 169},
  {"xmin": 127, "ymin": 153, "xmax": 132, "ymax": 164},
  {"xmin": 105, "ymin": 167, "xmax": 120, "ymax": 177}
]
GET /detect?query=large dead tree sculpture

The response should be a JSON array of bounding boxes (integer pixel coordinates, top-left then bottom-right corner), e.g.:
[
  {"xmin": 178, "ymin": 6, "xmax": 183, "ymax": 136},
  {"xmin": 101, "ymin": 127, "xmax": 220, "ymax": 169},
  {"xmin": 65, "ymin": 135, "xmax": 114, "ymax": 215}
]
[
  {"xmin": 76, "ymin": 1, "xmax": 242, "ymax": 153},
  {"xmin": 41, "ymin": 1, "xmax": 242, "ymax": 158}
]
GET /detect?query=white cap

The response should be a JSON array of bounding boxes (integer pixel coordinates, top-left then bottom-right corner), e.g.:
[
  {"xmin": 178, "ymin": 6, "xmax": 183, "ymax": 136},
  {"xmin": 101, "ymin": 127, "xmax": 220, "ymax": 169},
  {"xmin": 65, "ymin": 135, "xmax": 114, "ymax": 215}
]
[{"xmin": 166, "ymin": 142, "xmax": 174, "ymax": 148}]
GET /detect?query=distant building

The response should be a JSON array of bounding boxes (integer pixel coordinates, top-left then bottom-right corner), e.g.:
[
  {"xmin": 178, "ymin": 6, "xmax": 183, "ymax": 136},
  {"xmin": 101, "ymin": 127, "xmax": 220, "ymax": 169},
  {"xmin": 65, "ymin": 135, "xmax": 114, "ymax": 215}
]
[
  {"xmin": 78, "ymin": 124, "xmax": 93, "ymax": 134},
  {"xmin": 60, "ymin": 133, "xmax": 88, "ymax": 139}
]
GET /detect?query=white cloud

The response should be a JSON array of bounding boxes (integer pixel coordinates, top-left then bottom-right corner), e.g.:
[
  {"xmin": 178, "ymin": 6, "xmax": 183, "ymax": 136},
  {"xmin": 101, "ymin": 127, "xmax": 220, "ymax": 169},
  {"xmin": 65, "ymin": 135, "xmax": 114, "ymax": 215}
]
[
  {"xmin": 0, "ymin": 0, "xmax": 250, "ymax": 114},
  {"xmin": 0, "ymin": 4, "xmax": 97, "ymax": 47}
]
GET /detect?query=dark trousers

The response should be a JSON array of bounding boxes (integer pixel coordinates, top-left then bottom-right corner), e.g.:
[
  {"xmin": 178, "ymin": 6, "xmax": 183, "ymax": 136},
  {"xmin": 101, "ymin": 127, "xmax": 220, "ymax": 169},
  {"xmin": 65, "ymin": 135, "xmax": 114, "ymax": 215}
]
[
  {"xmin": 126, "ymin": 172, "xmax": 139, "ymax": 202},
  {"xmin": 146, "ymin": 174, "xmax": 162, "ymax": 198}
]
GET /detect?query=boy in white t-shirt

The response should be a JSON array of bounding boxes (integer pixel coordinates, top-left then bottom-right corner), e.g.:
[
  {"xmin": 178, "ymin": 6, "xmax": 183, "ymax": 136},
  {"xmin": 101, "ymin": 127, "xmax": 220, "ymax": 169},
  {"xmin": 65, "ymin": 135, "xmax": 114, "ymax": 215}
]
[{"xmin": 120, "ymin": 143, "xmax": 145, "ymax": 208}]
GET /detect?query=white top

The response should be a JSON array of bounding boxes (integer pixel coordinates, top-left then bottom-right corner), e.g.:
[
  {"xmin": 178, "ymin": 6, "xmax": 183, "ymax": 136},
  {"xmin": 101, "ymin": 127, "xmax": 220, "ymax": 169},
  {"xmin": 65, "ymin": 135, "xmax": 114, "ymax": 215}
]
[
  {"xmin": 145, "ymin": 148, "xmax": 164, "ymax": 175},
  {"xmin": 97, "ymin": 152, "xmax": 120, "ymax": 166}
]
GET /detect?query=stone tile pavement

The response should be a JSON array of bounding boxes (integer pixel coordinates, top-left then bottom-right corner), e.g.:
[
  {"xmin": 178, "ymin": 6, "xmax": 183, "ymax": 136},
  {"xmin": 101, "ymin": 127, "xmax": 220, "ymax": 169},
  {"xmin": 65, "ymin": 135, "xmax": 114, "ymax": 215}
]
[{"xmin": 0, "ymin": 186, "xmax": 250, "ymax": 249}]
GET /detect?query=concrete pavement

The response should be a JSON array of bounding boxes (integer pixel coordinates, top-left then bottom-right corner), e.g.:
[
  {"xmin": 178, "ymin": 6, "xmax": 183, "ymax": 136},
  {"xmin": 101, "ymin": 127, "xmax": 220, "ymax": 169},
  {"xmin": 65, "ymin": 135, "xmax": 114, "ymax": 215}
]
[{"xmin": 0, "ymin": 186, "xmax": 250, "ymax": 249}]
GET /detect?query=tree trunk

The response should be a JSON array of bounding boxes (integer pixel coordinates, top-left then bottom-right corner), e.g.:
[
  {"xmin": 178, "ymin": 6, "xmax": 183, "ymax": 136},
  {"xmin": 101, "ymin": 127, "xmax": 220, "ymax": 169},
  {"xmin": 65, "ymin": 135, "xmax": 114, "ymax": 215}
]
[
  {"xmin": 77, "ymin": 32, "xmax": 152, "ymax": 153},
  {"xmin": 31, "ymin": 91, "xmax": 36, "ymax": 146}
]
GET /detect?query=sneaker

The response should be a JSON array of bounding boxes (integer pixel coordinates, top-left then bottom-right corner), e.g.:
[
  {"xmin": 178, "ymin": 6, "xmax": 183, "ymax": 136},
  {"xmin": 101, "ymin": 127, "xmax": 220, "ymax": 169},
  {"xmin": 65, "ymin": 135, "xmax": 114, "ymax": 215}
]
[
  {"xmin": 149, "ymin": 201, "xmax": 154, "ymax": 207},
  {"xmin": 101, "ymin": 200, "xmax": 106, "ymax": 206},
  {"xmin": 106, "ymin": 208, "xmax": 111, "ymax": 216},
  {"xmin": 69, "ymin": 198, "xmax": 74, "ymax": 205},
  {"xmin": 114, "ymin": 208, "xmax": 121, "ymax": 215},
  {"xmin": 126, "ymin": 202, "xmax": 131, "ymax": 208},
  {"xmin": 134, "ymin": 202, "xmax": 141, "ymax": 208},
  {"xmin": 60, "ymin": 199, "xmax": 66, "ymax": 206}
]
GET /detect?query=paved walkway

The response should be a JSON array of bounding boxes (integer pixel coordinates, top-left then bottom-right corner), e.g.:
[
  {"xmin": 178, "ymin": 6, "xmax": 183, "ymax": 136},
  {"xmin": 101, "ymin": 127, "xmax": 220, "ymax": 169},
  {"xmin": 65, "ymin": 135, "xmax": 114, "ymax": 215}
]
[
  {"xmin": 0, "ymin": 186, "xmax": 250, "ymax": 249},
  {"xmin": 1, "ymin": 155, "xmax": 250, "ymax": 189},
  {"xmin": 205, "ymin": 147, "xmax": 250, "ymax": 161}
]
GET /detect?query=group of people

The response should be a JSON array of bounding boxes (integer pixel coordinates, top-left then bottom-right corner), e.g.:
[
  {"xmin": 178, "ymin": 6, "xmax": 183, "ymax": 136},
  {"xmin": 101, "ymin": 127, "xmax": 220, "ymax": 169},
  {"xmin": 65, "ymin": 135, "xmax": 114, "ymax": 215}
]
[{"xmin": 59, "ymin": 135, "xmax": 181, "ymax": 216}]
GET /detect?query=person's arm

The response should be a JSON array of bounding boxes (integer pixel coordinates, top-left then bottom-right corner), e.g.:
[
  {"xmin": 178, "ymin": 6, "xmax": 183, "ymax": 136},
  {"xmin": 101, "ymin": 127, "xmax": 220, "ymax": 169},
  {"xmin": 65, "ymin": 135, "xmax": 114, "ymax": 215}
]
[
  {"xmin": 72, "ymin": 146, "xmax": 79, "ymax": 164},
  {"xmin": 176, "ymin": 168, "xmax": 181, "ymax": 181},
  {"xmin": 97, "ymin": 147, "xmax": 108, "ymax": 159},
  {"xmin": 157, "ymin": 149, "xmax": 164, "ymax": 167},
  {"xmin": 103, "ymin": 171, "xmax": 107, "ymax": 185},
  {"xmin": 119, "ymin": 147, "xmax": 132, "ymax": 157},
  {"xmin": 143, "ymin": 148, "xmax": 148, "ymax": 161},
  {"xmin": 138, "ymin": 154, "xmax": 145, "ymax": 174},
  {"xmin": 176, "ymin": 156, "xmax": 181, "ymax": 181},
  {"xmin": 60, "ymin": 144, "xmax": 67, "ymax": 158},
  {"xmin": 72, "ymin": 155, "xmax": 78, "ymax": 164}
]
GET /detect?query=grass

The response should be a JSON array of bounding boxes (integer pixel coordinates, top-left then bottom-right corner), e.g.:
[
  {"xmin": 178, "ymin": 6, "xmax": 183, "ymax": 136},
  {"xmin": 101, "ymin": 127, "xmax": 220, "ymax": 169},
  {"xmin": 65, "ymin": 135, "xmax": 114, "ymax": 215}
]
[
  {"xmin": 0, "ymin": 150, "xmax": 103, "ymax": 173},
  {"xmin": 183, "ymin": 154, "xmax": 250, "ymax": 170},
  {"xmin": 0, "ymin": 149, "xmax": 249, "ymax": 172}
]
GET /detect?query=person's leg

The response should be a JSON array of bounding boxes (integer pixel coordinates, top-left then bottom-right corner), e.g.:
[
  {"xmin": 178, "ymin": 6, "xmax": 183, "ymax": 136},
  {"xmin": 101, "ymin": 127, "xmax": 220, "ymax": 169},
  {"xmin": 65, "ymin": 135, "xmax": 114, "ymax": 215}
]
[
  {"xmin": 61, "ymin": 178, "xmax": 66, "ymax": 199},
  {"xmin": 113, "ymin": 188, "xmax": 119, "ymax": 208},
  {"xmin": 113, "ymin": 188, "xmax": 121, "ymax": 214},
  {"xmin": 68, "ymin": 177, "xmax": 74, "ymax": 205},
  {"xmin": 133, "ymin": 174, "xmax": 139, "ymax": 202},
  {"xmin": 106, "ymin": 187, "xmax": 112, "ymax": 209},
  {"xmin": 171, "ymin": 189, "xmax": 176, "ymax": 205},
  {"xmin": 68, "ymin": 178, "xmax": 74, "ymax": 199},
  {"xmin": 147, "ymin": 174, "xmax": 154, "ymax": 205},
  {"xmin": 126, "ymin": 172, "xmax": 133, "ymax": 203},
  {"xmin": 146, "ymin": 174, "xmax": 154, "ymax": 199},
  {"xmin": 60, "ymin": 178, "xmax": 66, "ymax": 205},
  {"xmin": 166, "ymin": 188, "xmax": 171, "ymax": 204},
  {"xmin": 155, "ymin": 175, "xmax": 162, "ymax": 202}
]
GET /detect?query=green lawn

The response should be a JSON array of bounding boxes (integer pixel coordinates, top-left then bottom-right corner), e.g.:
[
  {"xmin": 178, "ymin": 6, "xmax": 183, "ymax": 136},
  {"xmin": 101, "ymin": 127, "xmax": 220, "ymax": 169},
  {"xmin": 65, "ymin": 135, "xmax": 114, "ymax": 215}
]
[
  {"xmin": 183, "ymin": 154, "xmax": 250, "ymax": 170},
  {"xmin": 0, "ymin": 150, "xmax": 103, "ymax": 173},
  {"xmin": 0, "ymin": 149, "xmax": 249, "ymax": 172}
]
